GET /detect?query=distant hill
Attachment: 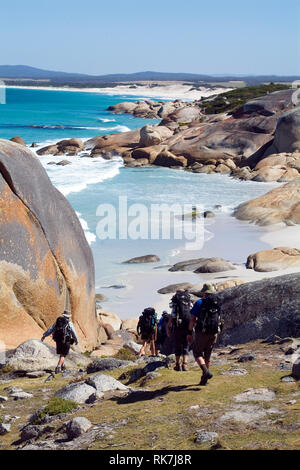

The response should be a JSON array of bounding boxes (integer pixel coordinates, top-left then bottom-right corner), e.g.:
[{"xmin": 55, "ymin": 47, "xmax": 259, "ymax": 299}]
[{"xmin": 0, "ymin": 65, "xmax": 299, "ymax": 85}]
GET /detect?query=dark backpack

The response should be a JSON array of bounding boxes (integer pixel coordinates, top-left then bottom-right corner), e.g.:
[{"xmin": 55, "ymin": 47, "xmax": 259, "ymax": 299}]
[
  {"xmin": 195, "ymin": 297, "xmax": 223, "ymax": 334},
  {"xmin": 137, "ymin": 308, "xmax": 157, "ymax": 335},
  {"xmin": 53, "ymin": 317, "xmax": 73, "ymax": 344},
  {"xmin": 171, "ymin": 291, "xmax": 192, "ymax": 329}
]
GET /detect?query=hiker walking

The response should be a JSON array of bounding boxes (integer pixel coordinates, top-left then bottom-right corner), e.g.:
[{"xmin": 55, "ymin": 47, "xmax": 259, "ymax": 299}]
[
  {"xmin": 187, "ymin": 283, "xmax": 223, "ymax": 386},
  {"xmin": 41, "ymin": 310, "xmax": 78, "ymax": 374},
  {"xmin": 155, "ymin": 310, "xmax": 170, "ymax": 356},
  {"xmin": 168, "ymin": 290, "xmax": 192, "ymax": 371},
  {"xmin": 137, "ymin": 307, "xmax": 158, "ymax": 357}
]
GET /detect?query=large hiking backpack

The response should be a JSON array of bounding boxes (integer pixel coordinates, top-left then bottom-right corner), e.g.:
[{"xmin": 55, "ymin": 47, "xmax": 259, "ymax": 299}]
[
  {"xmin": 137, "ymin": 308, "xmax": 157, "ymax": 335},
  {"xmin": 52, "ymin": 316, "xmax": 73, "ymax": 344},
  {"xmin": 171, "ymin": 290, "xmax": 192, "ymax": 329},
  {"xmin": 195, "ymin": 297, "xmax": 223, "ymax": 334}
]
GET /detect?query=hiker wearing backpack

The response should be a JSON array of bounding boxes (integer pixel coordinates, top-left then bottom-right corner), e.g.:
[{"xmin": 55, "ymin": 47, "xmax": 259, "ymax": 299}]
[
  {"xmin": 41, "ymin": 311, "xmax": 78, "ymax": 374},
  {"xmin": 137, "ymin": 307, "xmax": 158, "ymax": 357},
  {"xmin": 187, "ymin": 284, "xmax": 223, "ymax": 386},
  {"xmin": 168, "ymin": 290, "xmax": 192, "ymax": 371},
  {"xmin": 155, "ymin": 311, "xmax": 170, "ymax": 356}
]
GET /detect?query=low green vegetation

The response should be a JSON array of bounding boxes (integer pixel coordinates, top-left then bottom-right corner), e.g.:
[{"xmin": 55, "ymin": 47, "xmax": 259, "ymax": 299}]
[
  {"xmin": 32, "ymin": 397, "xmax": 77, "ymax": 425},
  {"xmin": 201, "ymin": 83, "xmax": 290, "ymax": 115},
  {"xmin": 114, "ymin": 348, "xmax": 137, "ymax": 361}
]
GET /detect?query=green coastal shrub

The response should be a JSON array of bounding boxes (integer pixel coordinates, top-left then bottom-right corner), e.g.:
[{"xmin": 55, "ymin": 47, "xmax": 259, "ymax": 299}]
[
  {"xmin": 32, "ymin": 397, "xmax": 77, "ymax": 425},
  {"xmin": 202, "ymin": 83, "xmax": 290, "ymax": 115}
]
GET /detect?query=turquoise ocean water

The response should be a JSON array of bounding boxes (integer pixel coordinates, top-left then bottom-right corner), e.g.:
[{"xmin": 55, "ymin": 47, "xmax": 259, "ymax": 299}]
[{"xmin": 0, "ymin": 88, "xmax": 278, "ymax": 317}]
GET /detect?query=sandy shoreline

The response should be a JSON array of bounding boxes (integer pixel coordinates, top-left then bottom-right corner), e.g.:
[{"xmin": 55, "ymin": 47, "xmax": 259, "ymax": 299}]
[
  {"xmin": 101, "ymin": 212, "xmax": 300, "ymax": 320},
  {"xmin": 5, "ymin": 83, "xmax": 232, "ymax": 101}
]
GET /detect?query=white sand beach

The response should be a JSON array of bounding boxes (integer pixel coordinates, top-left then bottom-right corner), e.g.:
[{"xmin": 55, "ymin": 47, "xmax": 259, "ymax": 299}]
[{"xmin": 4, "ymin": 82, "xmax": 232, "ymax": 101}]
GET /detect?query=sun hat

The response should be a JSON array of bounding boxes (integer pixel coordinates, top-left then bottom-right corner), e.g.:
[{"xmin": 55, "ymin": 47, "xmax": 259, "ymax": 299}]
[
  {"xmin": 201, "ymin": 283, "xmax": 215, "ymax": 294},
  {"xmin": 62, "ymin": 310, "xmax": 71, "ymax": 318}
]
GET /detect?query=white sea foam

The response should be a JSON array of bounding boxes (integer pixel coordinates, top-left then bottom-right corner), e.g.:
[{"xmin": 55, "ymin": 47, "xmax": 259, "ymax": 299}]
[
  {"xmin": 76, "ymin": 211, "xmax": 96, "ymax": 245},
  {"xmin": 97, "ymin": 117, "xmax": 116, "ymax": 123},
  {"xmin": 37, "ymin": 151, "xmax": 123, "ymax": 196}
]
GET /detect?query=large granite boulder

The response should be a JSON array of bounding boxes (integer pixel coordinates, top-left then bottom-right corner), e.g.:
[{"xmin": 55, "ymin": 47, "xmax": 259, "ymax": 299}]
[
  {"xmin": 234, "ymin": 179, "xmax": 300, "ymax": 226},
  {"xmin": 0, "ymin": 140, "xmax": 99, "ymax": 350},
  {"xmin": 247, "ymin": 247, "xmax": 300, "ymax": 272},
  {"xmin": 4, "ymin": 339, "xmax": 91, "ymax": 372},
  {"xmin": 263, "ymin": 107, "xmax": 300, "ymax": 156},
  {"xmin": 216, "ymin": 273, "xmax": 300, "ymax": 345},
  {"xmin": 169, "ymin": 257, "xmax": 235, "ymax": 273}
]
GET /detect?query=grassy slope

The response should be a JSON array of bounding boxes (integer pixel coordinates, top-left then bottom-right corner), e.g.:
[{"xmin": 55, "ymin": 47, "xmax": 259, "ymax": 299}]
[{"xmin": 0, "ymin": 340, "xmax": 299, "ymax": 450}]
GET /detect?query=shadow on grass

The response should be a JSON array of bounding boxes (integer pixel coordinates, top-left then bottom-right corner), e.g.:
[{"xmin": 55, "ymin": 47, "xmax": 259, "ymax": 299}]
[{"xmin": 111, "ymin": 384, "xmax": 202, "ymax": 404}]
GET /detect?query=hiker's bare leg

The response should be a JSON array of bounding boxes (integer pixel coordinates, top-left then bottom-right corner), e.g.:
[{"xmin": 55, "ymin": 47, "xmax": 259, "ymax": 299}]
[
  {"xmin": 139, "ymin": 342, "xmax": 147, "ymax": 357},
  {"xmin": 150, "ymin": 340, "xmax": 156, "ymax": 356},
  {"xmin": 195, "ymin": 356, "xmax": 205, "ymax": 368},
  {"xmin": 58, "ymin": 355, "xmax": 65, "ymax": 367}
]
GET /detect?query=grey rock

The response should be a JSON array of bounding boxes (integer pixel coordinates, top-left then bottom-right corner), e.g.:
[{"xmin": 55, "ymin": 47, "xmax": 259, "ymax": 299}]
[
  {"xmin": 195, "ymin": 430, "xmax": 219, "ymax": 444},
  {"xmin": 55, "ymin": 382, "xmax": 95, "ymax": 404},
  {"xmin": 217, "ymin": 273, "xmax": 300, "ymax": 345},
  {"xmin": 277, "ymin": 362, "xmax": 293, "ymax": 371},
  {"xmin": 233, "ymin": 388, "xmax": 276, "ymax": 402},
  {"xmin": 26, "ymin": 371, "xmax": 47, "ymax": 378},
  {"xmin": 86, "ymin": 373, "xmax": 128, "ymax": 393},
  {"xmin": 123, "ymin": 254, "xmax": 160, "ymax": 264},
  {"xmin": 140, "ymin": 372, "xmax": 161, "ymax": 386},
  {"xmin": 6, "ymin": 340, "xmax": 91, "ymax": 372},
  {"xmin": 281, "ymin": 376, "xmax": 295, "ymax": 383},
  {"xmin": 10, "ymin": 391, "xmax": 33, "ymax": 400},
  {"xmin": 0, "ymin": 423, "xmax": 11, "ymax": 435},
  {"xmin": 123, "ymin": 341, "xmax": 141, "ymax": 355},
  {"xmin": 66, "ymin": 417, "xmax": 92, "ymax": 439},
  {"xmin": 221, "ymin": 368, "xmax": 248, "ymax": 376},
  {"xmin": 87, "ymin": 358, "xmax": 132, "ymax": 374},
  {"xmin": 143, "ymin": 360, "xmax": 168, "ymax": 374},
  {"xmin": 0, "ymin": 395, "xmax": 8, "ymax": 402},
  {"xmin": 219, "ymin": 404, "xmax": 281, "ymax": 424},
  {"xmin": 237, "ymin": 353, "xmax": 256, "ymax": 363},
  {"xmin": 128, "ymin": 368, "xmax": 144, "ymax": 384},
  {"xmin": 20, "ymin": 424, "xmax": 54, "ymax": 442},
  {"xmin": 5, "ymin": 386, "xmax": 23, "ymax": 393}
]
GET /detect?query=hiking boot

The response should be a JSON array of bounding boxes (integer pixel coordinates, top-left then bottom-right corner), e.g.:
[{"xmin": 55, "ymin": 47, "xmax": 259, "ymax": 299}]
[
  {"xmin": 61, "ymin": 364, "xmax": 66, "ymax": 372},
  {"xmin": 199, "ymin": 370, "xmax": 213, "ymax": 386},
  {"xmin": 174, "ymin": 364, "xmax": 181, "ymax": 371},
  {"xmin": 181, "ymin": 363, "xmax": 188, "ymax": 371},
  {"xmin": 55, "ymin": 366, "xmax": 61, "ymax": 374}
]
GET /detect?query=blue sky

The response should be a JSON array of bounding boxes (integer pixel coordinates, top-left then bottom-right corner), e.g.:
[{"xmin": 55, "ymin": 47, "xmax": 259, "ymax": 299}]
[{"xmin": 1, "ymin": 0, "xmax": 299, "ymax": 75}]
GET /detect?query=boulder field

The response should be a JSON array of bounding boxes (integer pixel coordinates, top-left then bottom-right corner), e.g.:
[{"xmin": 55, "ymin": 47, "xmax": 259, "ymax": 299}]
[
  {"xmin": 0, "ymin": 140, "xmax": 100, "ymax": 350},
  {"xmin": 36, "ymin": 90, "xmax": 300, "ymax": 183}
]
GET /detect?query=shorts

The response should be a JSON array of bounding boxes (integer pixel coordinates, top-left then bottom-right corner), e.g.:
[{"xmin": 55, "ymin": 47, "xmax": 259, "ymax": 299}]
[
  {"xmin": 141, "ymin": 332, "xmax": 155, "ymax": 342},
  {"xmin": 193, "ymin": 332, "xmax": 217, "ymax": 361},
  {"xmin": 56, "ymin": 341, "xmax": 71, "ymax": 356},
  {"xmin": 174, "ymin": 328, "xmax": 189, "ymax": 357}
]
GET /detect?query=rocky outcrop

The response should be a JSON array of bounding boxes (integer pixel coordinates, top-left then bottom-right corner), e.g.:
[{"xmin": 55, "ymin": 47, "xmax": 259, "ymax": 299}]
[
  {"xmin": 216, "ymin": 272, "xmax": 300, "ymax": 344},
  {"xmin": 0, "ymin": 140, "xmax": 99, "ymax": 350},
  {"xmin": 37, "ymin": 138, "xmax": 84, "ymax": 156},
  {"xmin": 123, "ymin": 254, "xmax": 160, "ymax": 264},
  {"xmin": 169, "ymin": 257, "xmax": 236, "ymax": 273},
  {"xmin": 246, "ymin": 247, "xmax": 300, "ymax": 272},
  {"xmin": 139, "ymin": 125, "xmax": 173, "ymax": 147},
  {"xmin": 5, "ymin": 340, "xmax": 91, "ymax": 372},
  {"xmin": 263, "ymin": 107, "xmax": 300, "ymax": 156},
  {"xmin": 234, "ymin": 179, "xmax": 300, "ymax": 226}
]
